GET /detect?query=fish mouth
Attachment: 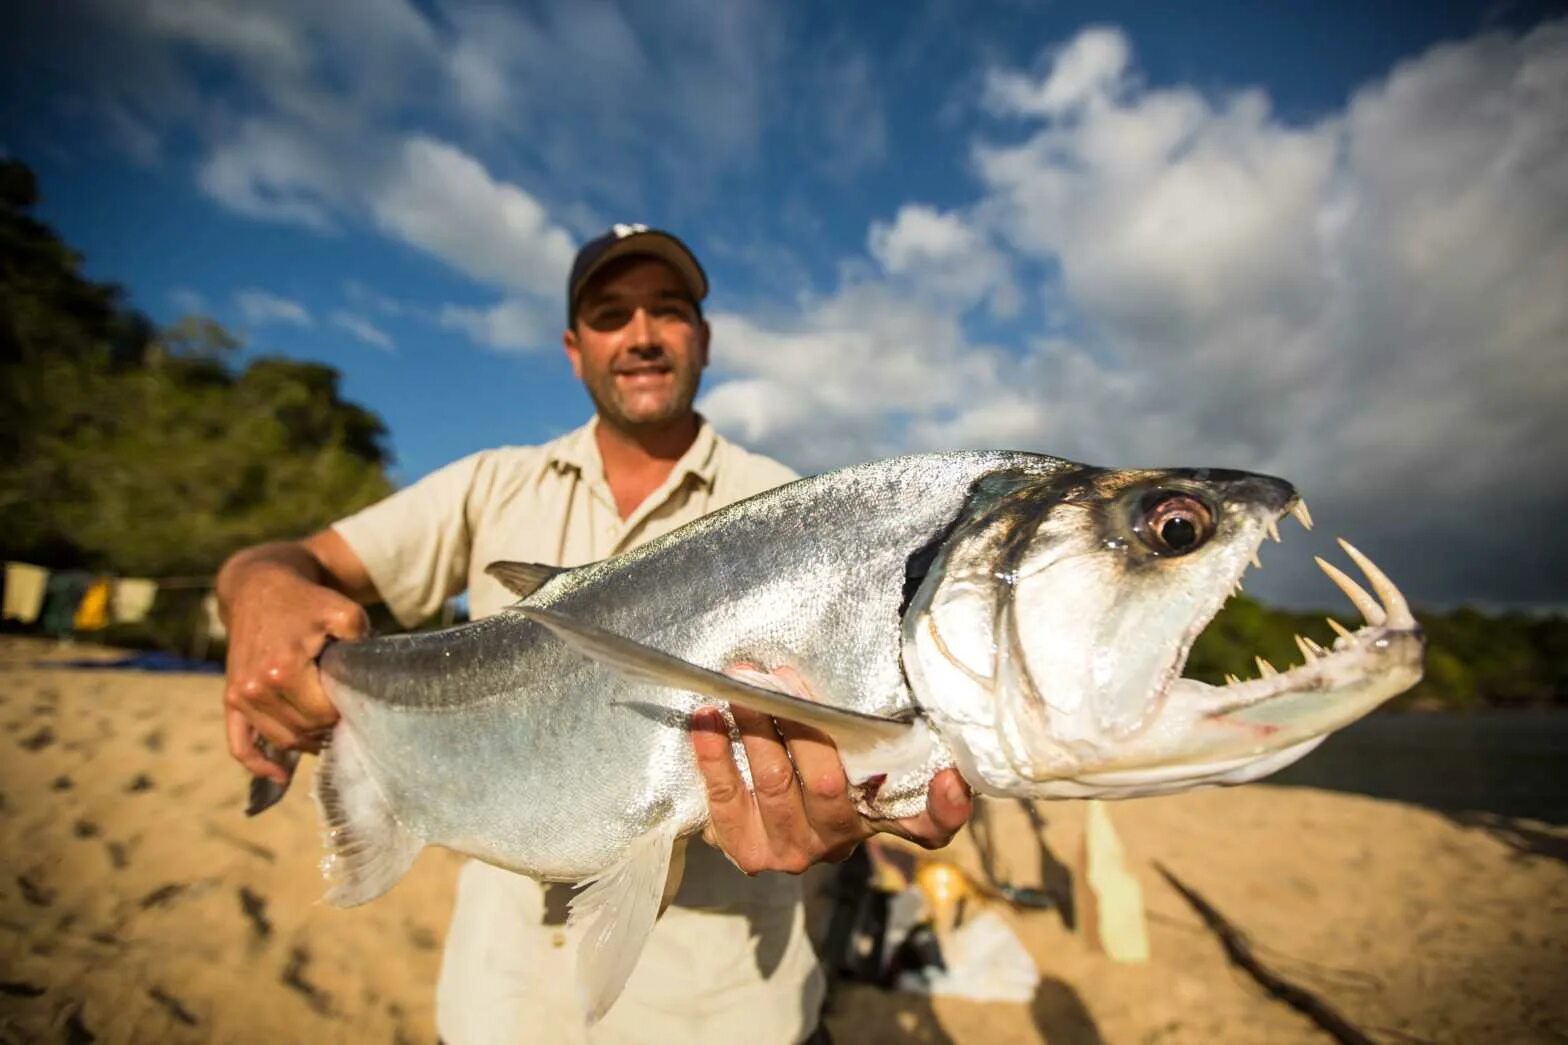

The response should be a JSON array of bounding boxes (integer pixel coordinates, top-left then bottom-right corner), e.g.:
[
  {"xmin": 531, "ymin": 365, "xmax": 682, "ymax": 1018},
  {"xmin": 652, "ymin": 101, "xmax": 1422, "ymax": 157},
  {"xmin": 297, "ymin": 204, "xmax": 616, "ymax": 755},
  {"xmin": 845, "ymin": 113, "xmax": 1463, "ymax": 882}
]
[{"xmin": 1091, "ymin": 501, "xmax": 1426, "ymax": 778}]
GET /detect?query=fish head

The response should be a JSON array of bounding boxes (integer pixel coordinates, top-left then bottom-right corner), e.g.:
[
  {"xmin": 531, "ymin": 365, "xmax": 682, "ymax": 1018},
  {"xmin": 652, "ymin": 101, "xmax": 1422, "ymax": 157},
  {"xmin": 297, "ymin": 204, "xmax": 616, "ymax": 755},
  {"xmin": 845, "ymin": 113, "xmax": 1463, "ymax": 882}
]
[{"xmin": 902, "ymin": 465, "xmax": 1424, "ymax": 799}]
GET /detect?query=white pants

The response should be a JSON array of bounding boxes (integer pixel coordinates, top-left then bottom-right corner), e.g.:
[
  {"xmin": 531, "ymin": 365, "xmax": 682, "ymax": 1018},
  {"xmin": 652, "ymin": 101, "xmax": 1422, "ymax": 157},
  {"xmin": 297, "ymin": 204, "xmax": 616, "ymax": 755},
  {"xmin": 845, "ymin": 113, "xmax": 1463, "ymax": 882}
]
[{"xmin": 435, "ymin": 857, "xmax": 826, "ymax": 1045}]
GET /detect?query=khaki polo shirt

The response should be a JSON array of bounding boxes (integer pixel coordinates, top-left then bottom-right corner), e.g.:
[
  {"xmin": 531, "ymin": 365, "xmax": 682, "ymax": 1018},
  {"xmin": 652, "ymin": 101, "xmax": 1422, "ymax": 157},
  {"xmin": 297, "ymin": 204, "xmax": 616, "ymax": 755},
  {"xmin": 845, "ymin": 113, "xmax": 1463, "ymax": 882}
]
[{"xmin": 334, "ymin": 418, "xmax": 820, "ymax": 1045}]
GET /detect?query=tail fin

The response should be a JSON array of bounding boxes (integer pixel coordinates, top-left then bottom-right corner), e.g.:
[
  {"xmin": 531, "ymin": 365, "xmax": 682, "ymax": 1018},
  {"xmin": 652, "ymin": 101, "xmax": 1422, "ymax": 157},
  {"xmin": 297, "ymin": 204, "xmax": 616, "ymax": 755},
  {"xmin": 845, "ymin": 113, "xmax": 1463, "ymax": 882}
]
[
  {"xmin": 312, "ymin": 727, "xmax": 422, "ymax": 907},
  {"xmin": 244, "ymin": 738, "xmax": 301, "ymax": 816}
]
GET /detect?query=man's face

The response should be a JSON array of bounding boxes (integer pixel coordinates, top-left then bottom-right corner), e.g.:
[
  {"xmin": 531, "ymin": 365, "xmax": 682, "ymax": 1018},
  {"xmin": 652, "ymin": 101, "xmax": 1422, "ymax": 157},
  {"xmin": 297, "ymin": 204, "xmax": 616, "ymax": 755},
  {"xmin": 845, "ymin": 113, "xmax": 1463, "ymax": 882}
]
[{"xmin": 563, "ymin": 257, "xmax": 710, "ymax": 432}]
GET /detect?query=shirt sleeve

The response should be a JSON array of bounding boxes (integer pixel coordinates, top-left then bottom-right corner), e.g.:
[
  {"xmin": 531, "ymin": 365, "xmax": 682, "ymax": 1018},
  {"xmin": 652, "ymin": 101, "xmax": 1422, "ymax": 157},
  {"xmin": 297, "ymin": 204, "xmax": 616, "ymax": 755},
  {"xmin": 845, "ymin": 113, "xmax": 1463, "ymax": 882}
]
[{"xmin": 332, "ymin": 451, "xmax": 489, "ymax": 628}]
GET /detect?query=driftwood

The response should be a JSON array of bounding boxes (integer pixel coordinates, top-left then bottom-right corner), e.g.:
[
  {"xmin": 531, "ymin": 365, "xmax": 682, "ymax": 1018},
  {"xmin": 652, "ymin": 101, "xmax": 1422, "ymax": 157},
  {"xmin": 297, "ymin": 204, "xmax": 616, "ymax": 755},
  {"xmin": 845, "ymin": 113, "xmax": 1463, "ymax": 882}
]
[{"xmin": 1154, "ymin": 862, "xmax": 1374, "ymax": 1045}]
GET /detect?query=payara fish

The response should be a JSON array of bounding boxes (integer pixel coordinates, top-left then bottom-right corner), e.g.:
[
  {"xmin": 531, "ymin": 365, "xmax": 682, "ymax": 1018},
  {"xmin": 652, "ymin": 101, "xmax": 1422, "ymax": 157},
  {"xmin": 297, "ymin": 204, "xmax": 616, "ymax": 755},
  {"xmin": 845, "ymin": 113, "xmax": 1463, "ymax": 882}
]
[{"xmin": 250, "ymin": 451, "xmax": 1424, "ymax": 1022}]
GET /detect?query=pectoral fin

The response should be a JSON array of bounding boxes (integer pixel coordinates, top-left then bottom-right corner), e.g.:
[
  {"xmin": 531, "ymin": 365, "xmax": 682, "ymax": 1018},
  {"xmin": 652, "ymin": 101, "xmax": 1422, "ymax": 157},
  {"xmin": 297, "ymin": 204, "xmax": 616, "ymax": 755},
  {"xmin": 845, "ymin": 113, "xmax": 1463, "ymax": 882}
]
[
  {"xmin": 569, "ymin": 824, "xmax": 680, "ymax": 1024},
  {"xmin": 515, "ymin": 605, "xmax": 916, "ymax": 746}
]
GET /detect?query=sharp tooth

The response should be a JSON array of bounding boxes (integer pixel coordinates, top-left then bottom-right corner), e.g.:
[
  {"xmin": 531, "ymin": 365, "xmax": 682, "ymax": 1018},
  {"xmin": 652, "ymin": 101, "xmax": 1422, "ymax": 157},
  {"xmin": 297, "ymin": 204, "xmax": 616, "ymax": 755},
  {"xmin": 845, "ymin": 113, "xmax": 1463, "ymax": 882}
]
[
  {"xmin": 1291, "ymin": 499, "xmax": 1314, "ymax": 531},
  {"xmin": 1266, "ymin": 518, "xmax": 1281, "ymax": 543},
  {"xmin": 1314, "ymin": 555, "xmax": 1386, "ymax": 626},
  {"xmin": 1304, "ymin": 635, "xmax": 1328, "ymax": 655},
  {"xmin": 1327, "ymin": 617, "xmax": 1354, "ymax": 640},
  {"xmin": 1295, "ymin": 634, "xmax": 1317, "ymax": 662},
  {"xmin": 1224, "ymin": 673, "xmax": 1242, "ymax": 686},
  {"xmin": 1337, "ymin": 539, "xmax": 1416, "ymax": 629},
  {"xmin": 1250, "ymin": 549, "xmax": 1263, "ymax": 569},
  {"xmin": 1254, "ymin": 656, "xmax": 1278, "ymax": 678}
]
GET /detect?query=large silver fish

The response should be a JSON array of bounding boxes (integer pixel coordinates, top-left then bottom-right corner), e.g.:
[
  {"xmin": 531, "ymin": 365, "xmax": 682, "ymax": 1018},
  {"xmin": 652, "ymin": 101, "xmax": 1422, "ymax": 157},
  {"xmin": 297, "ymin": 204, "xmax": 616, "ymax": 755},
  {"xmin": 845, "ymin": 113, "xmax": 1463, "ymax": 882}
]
[{"xmin": 253, "ymin": 451, "xmax": 1423, "ymax": 1021}]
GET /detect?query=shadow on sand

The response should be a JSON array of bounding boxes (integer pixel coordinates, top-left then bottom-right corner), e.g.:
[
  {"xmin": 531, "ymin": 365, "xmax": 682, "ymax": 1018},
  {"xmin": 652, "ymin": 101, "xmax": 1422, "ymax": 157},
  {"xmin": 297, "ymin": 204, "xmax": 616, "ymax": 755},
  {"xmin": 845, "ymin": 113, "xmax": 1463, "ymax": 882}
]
[
  {"xmin": 1031, "ymin": 976, "xmax": 1105, "ymax": 1044},
  {"xmin": 968, "ymin": 797, "xmax": 1076, "ymax": 930},
  {"xmin": 1443, "ymin": 810, "xmax": 1568, "ymax": 866}
]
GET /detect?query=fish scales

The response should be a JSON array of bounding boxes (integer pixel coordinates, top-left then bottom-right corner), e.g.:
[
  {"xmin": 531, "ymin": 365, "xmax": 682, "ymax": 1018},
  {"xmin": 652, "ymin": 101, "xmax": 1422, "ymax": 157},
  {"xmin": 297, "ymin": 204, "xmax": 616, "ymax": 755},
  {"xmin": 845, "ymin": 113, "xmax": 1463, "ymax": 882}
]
[{"xmin": 320, "ymin": 451, "xmax": 1060, "ymax": 876}]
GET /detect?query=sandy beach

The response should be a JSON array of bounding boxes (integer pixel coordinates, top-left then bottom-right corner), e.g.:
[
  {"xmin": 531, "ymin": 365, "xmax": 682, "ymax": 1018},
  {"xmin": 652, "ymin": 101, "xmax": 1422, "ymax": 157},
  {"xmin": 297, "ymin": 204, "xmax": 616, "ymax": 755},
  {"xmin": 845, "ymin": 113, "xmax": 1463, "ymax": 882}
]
[{"xmin": 2, "ymin": 636, "xmax": 1565, "ymax": 1043}]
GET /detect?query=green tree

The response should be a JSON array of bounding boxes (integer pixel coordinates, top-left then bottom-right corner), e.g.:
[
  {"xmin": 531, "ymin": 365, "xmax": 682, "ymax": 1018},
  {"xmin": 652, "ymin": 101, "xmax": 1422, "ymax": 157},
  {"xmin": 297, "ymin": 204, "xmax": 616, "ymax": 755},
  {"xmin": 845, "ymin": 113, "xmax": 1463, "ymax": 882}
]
[{"xmin": 0, "ymin": 158, "xmax": 392, "ymax": 579}]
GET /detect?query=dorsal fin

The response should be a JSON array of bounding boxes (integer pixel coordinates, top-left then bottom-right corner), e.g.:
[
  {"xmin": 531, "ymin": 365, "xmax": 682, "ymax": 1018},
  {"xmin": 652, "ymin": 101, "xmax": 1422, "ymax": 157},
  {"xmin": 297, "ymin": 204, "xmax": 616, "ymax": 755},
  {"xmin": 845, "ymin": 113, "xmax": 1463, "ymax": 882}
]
[{"xmin": 485, "ymin": 560, "xmax": 569, "ymax": 599}]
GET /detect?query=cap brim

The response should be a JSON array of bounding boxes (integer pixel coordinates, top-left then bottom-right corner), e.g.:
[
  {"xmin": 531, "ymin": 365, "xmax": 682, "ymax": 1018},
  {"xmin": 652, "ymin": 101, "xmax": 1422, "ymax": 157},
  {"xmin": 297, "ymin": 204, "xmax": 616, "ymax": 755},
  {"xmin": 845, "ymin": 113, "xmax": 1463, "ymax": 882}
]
[{"xmin": 572, "ymin": 232, "xmax": 708, "ymax": 314}]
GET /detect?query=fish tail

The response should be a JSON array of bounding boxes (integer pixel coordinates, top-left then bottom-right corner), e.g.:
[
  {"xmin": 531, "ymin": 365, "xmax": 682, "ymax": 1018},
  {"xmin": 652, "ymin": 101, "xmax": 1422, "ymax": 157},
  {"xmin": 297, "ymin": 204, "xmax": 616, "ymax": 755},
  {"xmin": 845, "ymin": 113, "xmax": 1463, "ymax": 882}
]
[
  {"xmin": 244, "ymin": 738, "xmax": 301, "ymax": 816},
  {"xmin": 312, "ymin": 727, "xmax": 422, "ymax": 907}
]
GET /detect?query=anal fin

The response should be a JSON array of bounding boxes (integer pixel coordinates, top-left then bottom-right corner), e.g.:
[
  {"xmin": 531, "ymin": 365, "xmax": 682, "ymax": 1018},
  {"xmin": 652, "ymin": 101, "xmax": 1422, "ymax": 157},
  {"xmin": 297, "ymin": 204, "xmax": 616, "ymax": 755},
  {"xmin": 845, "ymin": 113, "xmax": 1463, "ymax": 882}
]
[
  {"xmin": 312, "ymin": 726, "xmax": 422, "ymax": 907},
  {"xmin": 569, "ymin": 824, "xmax": 680, "ymax": 1024}
]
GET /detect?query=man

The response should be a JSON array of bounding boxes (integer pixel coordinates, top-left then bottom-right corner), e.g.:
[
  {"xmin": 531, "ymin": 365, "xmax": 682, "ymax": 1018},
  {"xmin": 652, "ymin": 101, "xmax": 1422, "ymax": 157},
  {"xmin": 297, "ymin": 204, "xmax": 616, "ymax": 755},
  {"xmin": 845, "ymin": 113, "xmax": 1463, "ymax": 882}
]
[{"xmin": 217, "ymin": 225, "xmax": 973, "ymax": 1044}]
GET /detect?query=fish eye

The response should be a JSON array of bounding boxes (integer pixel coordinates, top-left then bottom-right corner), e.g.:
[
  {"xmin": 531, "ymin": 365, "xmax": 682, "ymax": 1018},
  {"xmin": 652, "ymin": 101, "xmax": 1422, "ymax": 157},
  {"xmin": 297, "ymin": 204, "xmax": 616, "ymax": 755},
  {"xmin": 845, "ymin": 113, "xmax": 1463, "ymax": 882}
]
[{"xmin": 1140, "ymin": 493, "xmax": 1214, "ymax": 555}]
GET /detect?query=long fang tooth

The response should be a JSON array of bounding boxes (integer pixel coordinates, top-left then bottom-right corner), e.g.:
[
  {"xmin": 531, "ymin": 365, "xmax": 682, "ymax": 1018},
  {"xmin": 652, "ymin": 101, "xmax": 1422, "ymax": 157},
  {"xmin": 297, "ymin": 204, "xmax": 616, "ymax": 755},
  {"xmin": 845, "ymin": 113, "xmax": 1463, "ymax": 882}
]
[
  {"xmin": 1291, "ymin": 500, "xmax": 1314, "ymax": 531},
  {"xmin": 1337, "ymin": 539, "xmax": 1416, "ymax": 629},
  {"xmin": 1224, "ymin": 673, "xmax": 1242, "ymax": 686},
  {"xmin": 1266, "ymin": 518, "xmax": 1281, "ymax": 543},
  {"xmin": 1327, "ymin": 618, "xmax": 1354, "ymax": 640},
  {"xmin": 1250, "ymin": 549, "xmax": 1263, "ymax": 569},
  {"xmin": 1255, "ymin": 656, "xmax": 1278, "ymax": 678},
  {"xmin": 1315, "ymin": 555, "xmax": 1386, "ymax": 626},
  {"xmin": 1303, "ymin": 635, "xmax": 1328, "ymax": 655},
  {"xmin": 1295, "ymin": 634, "xmax": 1317, "ymax": 661}
]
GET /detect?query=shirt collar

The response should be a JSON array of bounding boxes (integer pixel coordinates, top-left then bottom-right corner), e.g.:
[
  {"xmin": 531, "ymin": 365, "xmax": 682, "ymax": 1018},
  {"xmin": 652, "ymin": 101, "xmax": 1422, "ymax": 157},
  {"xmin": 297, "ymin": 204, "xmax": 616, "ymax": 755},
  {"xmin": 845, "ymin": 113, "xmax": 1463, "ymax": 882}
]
[{"xmin": 547, "ymin": 415, "xmax": 718, "ymax": 488}]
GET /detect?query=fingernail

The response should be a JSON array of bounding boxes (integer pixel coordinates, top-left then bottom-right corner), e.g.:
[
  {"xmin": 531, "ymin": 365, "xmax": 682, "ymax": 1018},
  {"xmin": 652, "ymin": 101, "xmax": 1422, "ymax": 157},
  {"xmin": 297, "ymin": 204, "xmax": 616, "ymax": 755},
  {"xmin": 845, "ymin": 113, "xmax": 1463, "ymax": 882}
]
[
  {"xmin": 944, "ymin": 777, "xmax": 967, "ymax": 806},
  {"xmin": 692, "ymin": 708, "xmax": 723, "ymax": 733}
]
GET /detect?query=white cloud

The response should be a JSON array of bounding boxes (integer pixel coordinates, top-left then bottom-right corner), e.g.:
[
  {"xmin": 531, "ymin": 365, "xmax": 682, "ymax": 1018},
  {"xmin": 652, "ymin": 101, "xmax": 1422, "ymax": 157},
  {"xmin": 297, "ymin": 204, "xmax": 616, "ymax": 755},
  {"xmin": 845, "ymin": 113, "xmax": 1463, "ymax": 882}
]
[
  {"xmin": 235, "ymin": 288, "xmax": 312, "ymax": 326},
  {"xmin": 703, "ymin": 22, "xmax": 1568, "ymax": 607},
  {"xmin": 331, "ymin": 310, "xmax": 394, "ymax": 350},
  {"xmin": 343, "ymin": 279, "xmax": 407, "ymax": 318},
  {"xmin": 867, "ymin": 204, "xmax": 1016, "ymax": 315},
  {"xmin": 983, "ymin": 26, "xmax": 1129, "ymax": 117},
  {"xmin": 168, "ymin": 286, "xmax": 207, "ymax": 316},
  {"xmin": 197, "ymin": 120, "xmax": 346, "ymax": 231},
  {"xmin": 372, "ymin": 137, "xmax": 577, "ymax": 297},
  {"xmin": 439, "ymin": 298, "xmax": 557, "ymax": 353}
]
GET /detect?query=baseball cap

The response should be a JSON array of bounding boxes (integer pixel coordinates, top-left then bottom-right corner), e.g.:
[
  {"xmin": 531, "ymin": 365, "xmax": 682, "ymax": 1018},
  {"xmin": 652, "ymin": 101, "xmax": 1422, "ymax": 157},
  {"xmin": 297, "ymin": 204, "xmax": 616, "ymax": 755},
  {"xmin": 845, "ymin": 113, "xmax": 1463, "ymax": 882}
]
[{"xmin": 567, "ymin": 223, "xmax": 709, "ymax": 324}]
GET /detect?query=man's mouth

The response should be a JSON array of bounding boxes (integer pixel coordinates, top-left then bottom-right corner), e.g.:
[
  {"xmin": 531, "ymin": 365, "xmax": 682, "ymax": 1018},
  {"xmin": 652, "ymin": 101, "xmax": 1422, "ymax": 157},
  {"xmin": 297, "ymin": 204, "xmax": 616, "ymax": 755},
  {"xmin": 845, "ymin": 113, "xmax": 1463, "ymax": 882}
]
[{"xmin": 614, "ymin": 363, "xmax": 672, "ymax": 380}]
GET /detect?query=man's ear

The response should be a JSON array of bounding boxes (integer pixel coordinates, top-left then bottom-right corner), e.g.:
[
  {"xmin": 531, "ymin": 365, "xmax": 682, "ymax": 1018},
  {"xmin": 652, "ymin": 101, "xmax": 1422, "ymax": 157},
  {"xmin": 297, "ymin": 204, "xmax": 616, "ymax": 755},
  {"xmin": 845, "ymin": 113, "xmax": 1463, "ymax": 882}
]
[
  {"xmin": 562, "ymin": 327, "xmax": 584, "ymax": 380},
  {"xmin": 697, "ymin": 319, "xmax": 711, "ymax": 369}
]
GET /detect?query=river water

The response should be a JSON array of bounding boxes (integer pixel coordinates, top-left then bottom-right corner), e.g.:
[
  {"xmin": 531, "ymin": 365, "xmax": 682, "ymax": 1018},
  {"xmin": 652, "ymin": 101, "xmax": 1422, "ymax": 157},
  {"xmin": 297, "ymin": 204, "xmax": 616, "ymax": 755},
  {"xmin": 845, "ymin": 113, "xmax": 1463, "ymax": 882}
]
[{"xmin": 1267, "ymin": 708, "xmax": 1568, "ymax": 824}]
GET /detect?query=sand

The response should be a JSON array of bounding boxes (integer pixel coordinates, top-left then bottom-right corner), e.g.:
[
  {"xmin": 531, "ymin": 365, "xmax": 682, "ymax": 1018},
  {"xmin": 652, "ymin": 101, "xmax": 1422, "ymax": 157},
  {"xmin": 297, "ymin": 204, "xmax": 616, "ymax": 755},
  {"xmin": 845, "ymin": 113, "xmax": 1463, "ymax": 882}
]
[{"xmin": 1, "ymin": 636, "xmax": 1565, "ymax": 1044}]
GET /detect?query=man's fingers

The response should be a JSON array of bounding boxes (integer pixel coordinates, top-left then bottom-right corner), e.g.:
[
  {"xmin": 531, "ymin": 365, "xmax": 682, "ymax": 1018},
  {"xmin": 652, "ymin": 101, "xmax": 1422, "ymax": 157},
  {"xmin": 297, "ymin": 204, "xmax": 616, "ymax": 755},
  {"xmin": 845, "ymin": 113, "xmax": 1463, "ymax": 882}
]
[
  {"xmin": 731, "ymin": 706, "xmax": 811, "ymax": 850},
  {"xmin": 775, "ymin": 718, "xmax": 861, "ymax": 849},
  {"xmin": 322, "ymin": 602, "xmax": 370, "ymax": 642},
  {"xmin": 282, "ymin": 664, "xmax": 340, "ymax": 729},
  {"xmin": 926, "ymin": 768, "xmax": 973, "ymax": 835},
  {"xmin": 691, "ymin": 708, "xmax": 760, "ymax": 860},
  {"xmin": 226, "ymin": 707, "xmax": 288, "ymax": 783}
]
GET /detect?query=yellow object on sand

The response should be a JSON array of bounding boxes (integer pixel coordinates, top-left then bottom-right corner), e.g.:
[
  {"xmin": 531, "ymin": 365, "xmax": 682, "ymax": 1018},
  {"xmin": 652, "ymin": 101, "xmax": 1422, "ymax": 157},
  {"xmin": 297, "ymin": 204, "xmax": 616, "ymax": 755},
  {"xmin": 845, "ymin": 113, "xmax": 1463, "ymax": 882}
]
[
  {"xmin": 74, "ymin": 579, "xmax": 111, "ymax": 630},
  {"xmin": 1076, "ymin": 800, "xmax": 1150, "ymax": 963},
  {"xmin": 3, "ymin": 562, "xmax": 49, "ymax": 623},
  {"xmin": 916, "ymin": 860, "xmax": 980, "ymax": 936}
]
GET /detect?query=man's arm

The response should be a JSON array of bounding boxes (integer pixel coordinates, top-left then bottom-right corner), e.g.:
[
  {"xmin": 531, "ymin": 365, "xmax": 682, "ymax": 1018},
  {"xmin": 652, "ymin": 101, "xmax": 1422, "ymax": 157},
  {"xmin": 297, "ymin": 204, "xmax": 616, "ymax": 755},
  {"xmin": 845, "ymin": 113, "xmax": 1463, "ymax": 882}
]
[{"xmin": 216, "ymin": 529, "xmax": 375, "ymax": 783}]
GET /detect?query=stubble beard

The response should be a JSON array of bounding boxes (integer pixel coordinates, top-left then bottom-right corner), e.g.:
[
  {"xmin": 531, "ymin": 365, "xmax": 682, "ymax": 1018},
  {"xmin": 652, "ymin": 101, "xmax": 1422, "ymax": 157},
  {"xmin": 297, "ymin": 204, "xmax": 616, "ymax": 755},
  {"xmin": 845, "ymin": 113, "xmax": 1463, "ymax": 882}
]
[{"xmin": 587, "ymin": 365, "xmax": 702, "ymax": 434}]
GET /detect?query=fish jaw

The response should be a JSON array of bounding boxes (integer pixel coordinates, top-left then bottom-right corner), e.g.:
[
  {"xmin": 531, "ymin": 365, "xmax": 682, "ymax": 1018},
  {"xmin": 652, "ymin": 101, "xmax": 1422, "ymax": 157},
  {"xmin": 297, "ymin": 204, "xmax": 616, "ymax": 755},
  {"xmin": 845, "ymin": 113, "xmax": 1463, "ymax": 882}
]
[
  {"xmin": 903, "ymin": 462, "xmax": 1426, "ymax": 799},
  {"xmin": 1016, "ymin": 617, "xmax": 1423, "ymax": 797}
]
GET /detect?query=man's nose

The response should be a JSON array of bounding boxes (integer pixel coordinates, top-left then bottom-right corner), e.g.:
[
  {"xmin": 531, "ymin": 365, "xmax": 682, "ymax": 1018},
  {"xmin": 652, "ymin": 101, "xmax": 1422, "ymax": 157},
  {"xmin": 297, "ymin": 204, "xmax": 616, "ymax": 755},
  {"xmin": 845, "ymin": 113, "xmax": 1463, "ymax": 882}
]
[{"xmin": 626, "ymin": 307, "xmax": 657, "ymax": 348}]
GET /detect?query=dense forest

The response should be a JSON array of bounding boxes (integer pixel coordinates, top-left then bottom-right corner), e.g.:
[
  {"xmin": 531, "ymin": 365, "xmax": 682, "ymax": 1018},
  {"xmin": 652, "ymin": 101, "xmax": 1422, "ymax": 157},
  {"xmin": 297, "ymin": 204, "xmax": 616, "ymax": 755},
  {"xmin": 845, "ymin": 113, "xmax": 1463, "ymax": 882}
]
[
  {"xmin": 0, "ymin": 159, "xmax": 391, "ymax": 576},
  {"xmin": 0, "ymin": 159, "xmax": 1562, "ymax": 709}
]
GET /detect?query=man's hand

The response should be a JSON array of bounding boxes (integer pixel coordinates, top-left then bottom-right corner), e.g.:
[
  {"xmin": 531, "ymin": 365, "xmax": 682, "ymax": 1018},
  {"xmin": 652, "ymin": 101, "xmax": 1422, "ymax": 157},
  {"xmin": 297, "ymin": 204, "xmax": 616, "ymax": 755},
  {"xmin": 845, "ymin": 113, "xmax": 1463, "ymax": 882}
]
[
  {"xmin": 691, "ymin": 705, "xmax": 972, "ymax": 875},
  {"xmin": 219, "ymin": 540, "xmax": 372, "ymax": 784}
]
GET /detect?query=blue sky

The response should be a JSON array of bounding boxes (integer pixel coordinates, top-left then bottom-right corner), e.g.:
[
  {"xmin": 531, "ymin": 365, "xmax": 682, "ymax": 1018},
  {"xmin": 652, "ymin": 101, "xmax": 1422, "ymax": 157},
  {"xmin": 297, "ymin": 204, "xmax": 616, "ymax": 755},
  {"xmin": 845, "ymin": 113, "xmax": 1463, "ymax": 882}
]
[{"xmin": 4, "ymin": 1, "xmax": 1566, "ymax": 610}]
